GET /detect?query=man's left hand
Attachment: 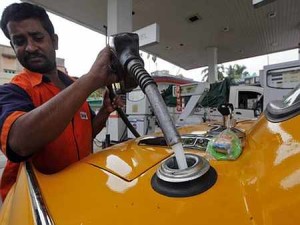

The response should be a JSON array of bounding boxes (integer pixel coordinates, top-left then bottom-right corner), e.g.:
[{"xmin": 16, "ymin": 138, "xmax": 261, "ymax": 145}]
[{"xmin": 102, "ymin": 88, "xmax": 125, "ymax": 114}]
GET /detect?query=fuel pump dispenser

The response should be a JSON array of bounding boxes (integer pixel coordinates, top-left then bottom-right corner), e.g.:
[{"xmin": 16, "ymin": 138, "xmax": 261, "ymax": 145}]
[{"xmin": 126, "ymin": 87, "xmax": 156, "ymax": 138}]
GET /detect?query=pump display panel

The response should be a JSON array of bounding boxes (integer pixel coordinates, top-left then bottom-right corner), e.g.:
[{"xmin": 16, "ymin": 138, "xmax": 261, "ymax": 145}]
[{"xmin": 267, "ymin": 66, "xmax": 300, "ymax": 89}]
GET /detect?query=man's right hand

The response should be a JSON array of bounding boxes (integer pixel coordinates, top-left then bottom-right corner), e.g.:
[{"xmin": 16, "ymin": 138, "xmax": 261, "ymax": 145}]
[{"xmin": 88, "ymin": 46, "xmax": 119, "ymax": 91}]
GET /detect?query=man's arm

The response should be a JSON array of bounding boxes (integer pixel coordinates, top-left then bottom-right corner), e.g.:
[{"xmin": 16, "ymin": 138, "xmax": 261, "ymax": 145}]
[{"xmin": 8, "ymin": 47, "xmax": 118, "ymax": 157}]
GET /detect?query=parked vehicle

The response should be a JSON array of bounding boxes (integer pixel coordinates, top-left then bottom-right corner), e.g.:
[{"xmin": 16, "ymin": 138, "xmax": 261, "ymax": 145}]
[
  {"xmin": 176, "ymin": 59, "xmax": 300, "ymax": 124},
  {"xmin": 228, "ymin": 85, "xmax": 263, "ymax": 119},
  {"xmin": 176, "ymin": 82, "xmax": 264, "ymax": 124}
]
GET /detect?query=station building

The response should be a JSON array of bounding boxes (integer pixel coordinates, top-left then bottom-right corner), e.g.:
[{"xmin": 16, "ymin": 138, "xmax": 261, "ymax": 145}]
[{"xmin": 0, "ymin": 44, "xmax": 67, "ymax": 85}]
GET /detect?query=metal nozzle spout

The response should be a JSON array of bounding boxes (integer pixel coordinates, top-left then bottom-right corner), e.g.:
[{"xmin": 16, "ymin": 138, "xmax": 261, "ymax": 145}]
[{"xmin": 126, "ymin": 60, "xmax": 181, "ymax": 146}]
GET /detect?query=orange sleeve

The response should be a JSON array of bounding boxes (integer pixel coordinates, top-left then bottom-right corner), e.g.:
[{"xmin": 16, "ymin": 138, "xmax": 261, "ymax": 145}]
[{"xmin": 0, "ymin": 111, "xmax": 26, "ymax": 155}]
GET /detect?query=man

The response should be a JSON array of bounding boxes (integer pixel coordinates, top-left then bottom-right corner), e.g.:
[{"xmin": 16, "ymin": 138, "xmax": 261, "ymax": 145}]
[{"xmin": 0, "ymin": 2, "xmax": 122, "ymax": 200}]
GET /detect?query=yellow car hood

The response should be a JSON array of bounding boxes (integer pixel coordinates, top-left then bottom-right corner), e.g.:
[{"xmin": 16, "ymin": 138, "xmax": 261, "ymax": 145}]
[
  {"xmin": 81, "ymin": 138, "xmax": 173, "ymax": 181},
  {"xmin": 2, "ymin": 117, "xmax": 300, "ymax": 225}
]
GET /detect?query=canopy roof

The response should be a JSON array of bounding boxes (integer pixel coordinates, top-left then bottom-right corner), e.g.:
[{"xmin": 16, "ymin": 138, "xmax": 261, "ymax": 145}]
[{"xmin": 23, "ymin": 0, "xmax": 300, "ymax": 70}]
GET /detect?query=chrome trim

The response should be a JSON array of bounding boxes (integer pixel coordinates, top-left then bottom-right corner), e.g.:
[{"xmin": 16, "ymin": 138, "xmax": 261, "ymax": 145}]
[
  {"xmin": 156, "ymin": 153, "xmax": 210, "ymax": 183},
  {"xmin": 25, "ymin": 162, "xmax": 54, "ymax": 225}
]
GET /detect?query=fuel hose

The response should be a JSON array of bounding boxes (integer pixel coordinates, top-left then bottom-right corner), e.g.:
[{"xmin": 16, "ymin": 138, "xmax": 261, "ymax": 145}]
[{"xmin": 107, "ymin": 85, "xmax": 140, "ymax": 138}]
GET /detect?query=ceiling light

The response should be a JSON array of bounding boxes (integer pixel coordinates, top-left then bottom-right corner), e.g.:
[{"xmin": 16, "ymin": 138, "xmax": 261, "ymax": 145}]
[
  {"xmin": 223, "ymin": 26, "xmax": 230, "ymax": 32},
  {"xmin": 268, "ymin": 11, "xmax": 276, "ymax": 18},
  {"xmin": 187, "ymin": 14, "xmax": 202, "ymax": 23}
]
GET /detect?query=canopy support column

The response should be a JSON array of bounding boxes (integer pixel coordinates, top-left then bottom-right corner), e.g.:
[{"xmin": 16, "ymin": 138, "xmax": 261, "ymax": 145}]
[
  {"xmin": 107, "ymin": 0, "xmax": 132, "ymax": 36},
  {"xmin": 206, "ymin": 47, "xmax": 218, "ymax": 83}
]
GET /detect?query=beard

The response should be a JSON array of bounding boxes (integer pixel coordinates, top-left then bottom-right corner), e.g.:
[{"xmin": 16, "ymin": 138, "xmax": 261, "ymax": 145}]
[{"xmin": 20, "ymin": 52, "xmax": 56, "ymax": 73}]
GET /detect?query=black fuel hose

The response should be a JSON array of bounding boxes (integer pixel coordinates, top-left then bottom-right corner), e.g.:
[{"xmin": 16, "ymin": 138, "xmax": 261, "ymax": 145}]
[{"xmin": 107, "ymin": 85, "xmax": 140, "ymax": 138}]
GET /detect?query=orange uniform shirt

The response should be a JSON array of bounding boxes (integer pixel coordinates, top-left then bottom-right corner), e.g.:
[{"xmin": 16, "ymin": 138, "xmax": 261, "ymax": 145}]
[{"xmin": 0, "ymin": 69, "xmax": 93, "ymax": 200}]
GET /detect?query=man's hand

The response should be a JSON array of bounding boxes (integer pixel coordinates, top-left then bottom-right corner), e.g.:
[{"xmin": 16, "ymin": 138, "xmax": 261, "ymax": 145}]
[
  {"xmin": 92, "ymin": 88, "xmax": 125, "ymax": 137},
  {"xmin": 88, "ymin": 46, "xmax": 119, "ymax": 90},
  {"xmin": 102, "ymin": 88, "xmax": 125, "ymax": 114}
]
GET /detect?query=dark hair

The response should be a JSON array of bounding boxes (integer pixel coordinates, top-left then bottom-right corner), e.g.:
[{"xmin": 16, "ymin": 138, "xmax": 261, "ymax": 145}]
[{"xmin": 0, "ymin": 2, "xmax": 55, "ymax": 39}]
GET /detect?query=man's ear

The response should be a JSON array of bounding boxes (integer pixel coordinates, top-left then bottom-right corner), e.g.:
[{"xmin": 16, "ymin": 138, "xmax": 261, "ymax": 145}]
[{"xmin": 52, "ymin": 34, "xmax": 58, "ymax": 50}]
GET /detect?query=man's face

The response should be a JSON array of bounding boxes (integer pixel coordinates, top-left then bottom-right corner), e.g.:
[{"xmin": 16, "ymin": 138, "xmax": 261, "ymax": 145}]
[{"xmin": 7, "ymin": 18, "xmax": 58, "ymax": 73}]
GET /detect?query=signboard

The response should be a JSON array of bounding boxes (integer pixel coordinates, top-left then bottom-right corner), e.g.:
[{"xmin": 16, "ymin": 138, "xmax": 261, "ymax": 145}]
[
  {"xmin": 175, "ymin": 85, "xmax": 183, "ymax": 112},
  {"xmin": 134, "ymin": 23, "xmax": 160, "ymax": 47}
]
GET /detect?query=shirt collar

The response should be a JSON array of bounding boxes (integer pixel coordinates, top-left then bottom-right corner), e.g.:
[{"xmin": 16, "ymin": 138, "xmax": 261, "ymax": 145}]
[
  {"xmin": 23, "ymin": 68, "xmax": 44, "ymax": 87},
  {"xmin": 23, "ymin": 69, "xmax": 74, "ymax": 87}
]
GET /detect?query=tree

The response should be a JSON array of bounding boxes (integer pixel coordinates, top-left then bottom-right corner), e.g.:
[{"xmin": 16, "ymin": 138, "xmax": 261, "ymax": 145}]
[{"xmin": 226, "ymin": 64, "xmax": 249, "ymax": 81}]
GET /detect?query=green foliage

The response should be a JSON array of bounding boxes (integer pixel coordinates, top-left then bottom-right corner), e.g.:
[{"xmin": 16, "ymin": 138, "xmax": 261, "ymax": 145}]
[{"xmin": 226, "ymin": 64, "xmax": 249, "ymax": 81}]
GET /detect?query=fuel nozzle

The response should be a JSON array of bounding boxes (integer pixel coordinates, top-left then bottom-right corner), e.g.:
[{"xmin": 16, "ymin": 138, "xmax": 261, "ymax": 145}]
[
  {"xmin": 110, "ymin": 33, "xmax": 188, "ymax": 169},
  {"xmin": 109, "ymin": 33, "xmax": 142, "ymax": 93},
  {"xmin": 217, "ymin": 103, "xmax": 234, "ymax": 128}
]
